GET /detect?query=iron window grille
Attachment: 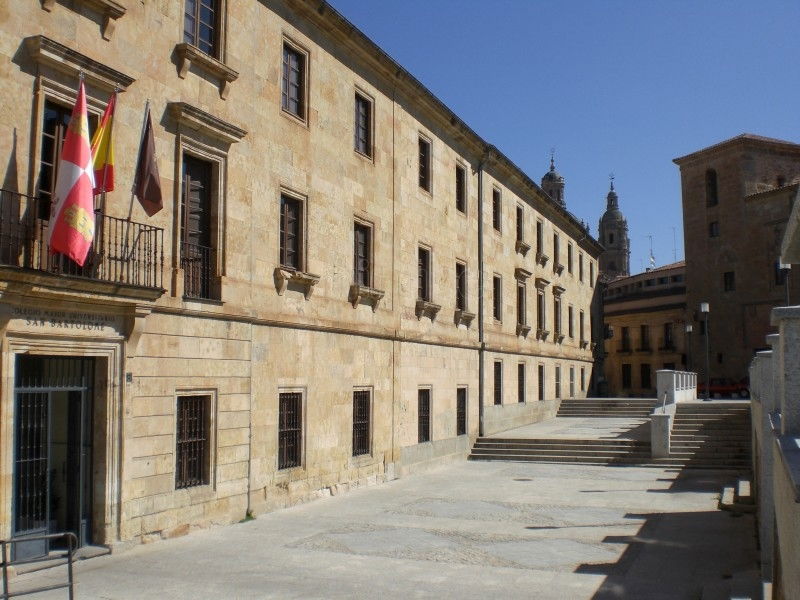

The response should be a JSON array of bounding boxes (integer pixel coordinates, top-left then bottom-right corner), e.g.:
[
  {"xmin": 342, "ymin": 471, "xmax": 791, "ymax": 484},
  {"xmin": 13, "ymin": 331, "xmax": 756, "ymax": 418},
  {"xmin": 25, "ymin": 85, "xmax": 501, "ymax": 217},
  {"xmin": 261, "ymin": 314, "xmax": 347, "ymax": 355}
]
[
  {"xmin": 494, "ymin": 361, "xmax": 502, "ymax": 405},
  {"xmin": 517, "ymin": 364, "xmax": 525, "ymax": 403},
  {"xmin": 280, "ymin": 195, "xmax": 302, "ymax": 270},
  {"xmin": 279, "ymin": 392, "xmax": 302, "ymax": 469},
  {"xmin": 418, "ymin": 389, "xmax": 431, "ymax": 443},
  {"xmin": 282, "ymin": 43, "xmax": 306, "ymax": 119},
  {"xmin": 456, "ymin": 388, "xmax": 467, "ymax": 436},
  {"xmin": 352, "ymin": 390, "xmax": 371, "ymax": 457},
  {"xmin": 184, "ymin": 0, "xmax": 219, "ymax": 57},
  {"xmin": 176, "ymin": 395, "xmax": 210, "ymax": 489},
  {"xmin": 354, "ymin": 93, "xmax": 372, "ymax": 157},
  {"xmin": 538, "ymin": 365, "xmax": 545, "ymax": 401}
]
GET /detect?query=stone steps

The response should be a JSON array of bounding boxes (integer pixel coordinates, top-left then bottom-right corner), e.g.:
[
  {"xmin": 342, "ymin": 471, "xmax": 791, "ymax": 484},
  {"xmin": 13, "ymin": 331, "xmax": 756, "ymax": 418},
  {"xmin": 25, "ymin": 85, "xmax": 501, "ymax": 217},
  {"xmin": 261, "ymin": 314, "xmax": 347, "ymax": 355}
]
[{"xmin": 556, "ymin": 399, "xmax": 658, "ymax": 418}]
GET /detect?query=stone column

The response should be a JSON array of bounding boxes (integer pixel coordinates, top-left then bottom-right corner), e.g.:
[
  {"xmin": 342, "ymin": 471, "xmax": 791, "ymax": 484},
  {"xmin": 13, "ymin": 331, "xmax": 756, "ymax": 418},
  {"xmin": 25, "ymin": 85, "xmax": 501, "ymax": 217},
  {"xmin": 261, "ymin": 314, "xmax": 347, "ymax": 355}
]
[{"xmin": 772, "ymin": 308, "xmax": 800, "ymax": 434}]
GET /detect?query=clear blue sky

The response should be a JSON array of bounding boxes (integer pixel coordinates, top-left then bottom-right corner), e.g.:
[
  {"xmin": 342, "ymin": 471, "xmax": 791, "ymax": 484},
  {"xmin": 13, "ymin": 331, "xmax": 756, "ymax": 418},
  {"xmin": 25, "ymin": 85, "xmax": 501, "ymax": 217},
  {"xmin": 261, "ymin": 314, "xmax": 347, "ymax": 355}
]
[{"xmin": 327, "ymin": 0, "xmax": 800, "ymax": 273}]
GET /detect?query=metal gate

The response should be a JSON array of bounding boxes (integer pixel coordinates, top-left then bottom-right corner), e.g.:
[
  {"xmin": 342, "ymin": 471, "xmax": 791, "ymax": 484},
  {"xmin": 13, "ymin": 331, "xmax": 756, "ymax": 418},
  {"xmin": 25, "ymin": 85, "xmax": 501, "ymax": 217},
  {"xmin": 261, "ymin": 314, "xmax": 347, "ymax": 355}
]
[{"xmin": 13, "ymin": 356, "xmax": 94, "ymax": 560}]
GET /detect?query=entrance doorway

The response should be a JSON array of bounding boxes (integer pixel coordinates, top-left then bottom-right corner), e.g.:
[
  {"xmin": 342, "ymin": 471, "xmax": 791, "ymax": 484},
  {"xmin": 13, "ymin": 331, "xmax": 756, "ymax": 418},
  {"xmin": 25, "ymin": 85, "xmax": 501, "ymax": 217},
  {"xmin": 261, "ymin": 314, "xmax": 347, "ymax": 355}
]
[{"xmin": 13, "ymin": 356, "xmax": 95, "ymax": 559}]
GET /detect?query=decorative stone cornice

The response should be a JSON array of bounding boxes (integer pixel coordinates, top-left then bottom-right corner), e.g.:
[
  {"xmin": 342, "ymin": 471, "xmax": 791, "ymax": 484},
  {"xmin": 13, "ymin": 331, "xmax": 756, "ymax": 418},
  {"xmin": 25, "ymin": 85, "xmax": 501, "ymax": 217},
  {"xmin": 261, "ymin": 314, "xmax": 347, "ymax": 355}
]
[
  {"xmin": 274, "ymin": 268, "xmax": 319, "ymax": 300},
  {"xmin": 514, "ymin": 267, "xmax": 533, "ymax": 282},
  {"xmin": 349, "ymin": 284, "xmax": 384, "ymax": 311},
  {"xmin": 516, "ymin": 323, "xmax": 531, "ymax": 338},
  {"xmin": 454, "ymin": 309, "xmax": 475, "ymax": 328},
  {"xmin": 415, "ymin": 299, "xmax": 441, "ymax": 321},
  {"xmin": 535, "ymin": 277, "xmax": 551, "ymax": 290},
  {"xmin": 553, "ymin": 285, "xmax": 566, "ymax": 296},
  {"xmin": 515, "ymin": 240, "xmax": 531, "ymax": 257},
  {"xmin": 25, "ymin": 35, "xmax": 135, "ymax": 91},
  {"xmin": 536, "ymin": 328, "xmax": 550, "ymax": 341},
  {"xmin": 168, "ymin": 102, "xmax": 247, "ymax": 144},
  {"xmin": 535, "ymin": 252, "xmax": 550, "ymax": 267},
  {"xmin": 174, "ymin": 43, "xmax": 239, "ymax": 100}
]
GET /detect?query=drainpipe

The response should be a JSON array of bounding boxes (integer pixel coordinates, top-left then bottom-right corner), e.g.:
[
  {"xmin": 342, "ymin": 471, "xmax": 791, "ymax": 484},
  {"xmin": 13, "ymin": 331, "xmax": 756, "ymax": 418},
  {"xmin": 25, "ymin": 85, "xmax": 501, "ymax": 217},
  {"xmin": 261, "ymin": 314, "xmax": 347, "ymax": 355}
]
[{"xmin": 477, "ymin": 148, "xmax": 489, "ymax": 436}]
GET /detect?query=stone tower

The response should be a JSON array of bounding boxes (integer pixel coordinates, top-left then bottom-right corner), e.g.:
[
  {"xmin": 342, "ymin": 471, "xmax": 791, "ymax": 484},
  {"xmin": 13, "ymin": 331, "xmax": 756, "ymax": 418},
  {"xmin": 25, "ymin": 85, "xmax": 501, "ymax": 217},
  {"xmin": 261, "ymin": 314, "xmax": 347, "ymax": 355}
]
[
  {"xmin": 541, "ymin": 154, "xmax": 566, "ymax": 208},
  {"xmin": 598, "ymin": 178, "xmax": 630, "ymax": 278}
]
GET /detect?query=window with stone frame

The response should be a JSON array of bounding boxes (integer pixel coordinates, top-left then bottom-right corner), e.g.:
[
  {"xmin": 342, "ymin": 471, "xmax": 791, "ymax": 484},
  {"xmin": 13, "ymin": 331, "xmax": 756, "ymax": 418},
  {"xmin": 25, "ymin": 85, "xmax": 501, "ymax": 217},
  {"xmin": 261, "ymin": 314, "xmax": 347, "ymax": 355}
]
[
  {"xmin": 455, "ymin": 164, "xmax": 467, "ymax": 213},
  {"xmin": 278, "ymin": 391, "xmax": 303, "ymax": 469},
  {"xmin": 456, "ymin": 261, "xmax": 467, "ymax": 311},
  {"xmin": 706, "ymin": 169, "xmax": 718, "ymax": 206},
  {"xmin": 709, "ymin": 221, "xmax": 720, "ymax": 238},
  {"xmin": 622, "ymin": 364, "xmax": 632, "ymax": 388},
  {"xmin": 567, "ymin": 243, "xmax": 573, "ymax": 274},
  {"xmin": 723, "ymin": 270, "xmax": 735, "ymax": 292},
  {"xmin": 456, "ymin": 387, "xmax": 467, "ymax": 436},
  {"xmin": 492, "ymin": 188, "xmax": 502, "ymax": 232},
  {"xmin": 181, "ymin": 155, "xmax": 217, "ymax": 300},
  {"xmin": 553, "ymin": 233, "xmax": 560, "ymax": 266},
  {"xmin": 282, "ymin": 41, "xmax": 307, "ymax": 121},
  {"xmin": 553, "ymin": 292, "xmax": 562, "ymax": 336},
  {"xmin": 640, "ymin": 324, "xmax": 650, "ymax": 350},
  {"xmin": 517, "ymin": 281, "xmax": 526, "ymax": 326},
  {"xmin": 536, "ymin": 220, "xmax": 543, "ymax": 254},
  {"xmin": 419, "ymin": 136, "xmax": 432, "ymax": 192},
  {"xmin": 555, "ymin": 366, "xmax": 561, "ymax": 399},
  {"xmin": 279, "ymin": 194, "xmax": 303, "ymax": 270},
  {"xmin": 184, "ymin": 0, "xmax": 220, "ymax": 57},
  {"xmin": 418, "ymin": 246, "xmax": 431, "ymax": 301},
  {"xmin": 568, "ymin": 305, "xmax": 574, "ymax": 338},
  {"xmin": 640, "ymin": 364, "xmax": 652, "ymax": 389},
  {"xmin": 516, "ymin": 205, "xmax": 524, "ymax": 242},
  {"xmin": 579, "ymin": 253, "xmax": 584, "ymax": 282},
  {"xmin": 493, "ymin": 275, "xmax": 502, "ymax": 321},
  {"xmin": 517, "ymin": 363, "xmax": 526, "ymax": 403},
  {"xmin": 493, "ymin": 361, "xmax": 502, "ymax": 405},
  {"xmin": 352, "ymin": 390, "xmax": 371, "ymax": 457},
  {"xmin": 353, "ymin": 221, "xmax": 372, "ymax": 286},
  {"xmin": 536, "ymin": 288, "xmax": 545, "ymax": 331},
  {"xmin": 589, "ymin": 261, "xmax": 594, "ymax": 287},
  {"xmin": 175, "ymin": 394, "xmax": 211, "ymax": 488},
  {"xmin": 538, "ymin": 364, "xmax": 545, "ymax": 401},
  {"xmin": 579, "ymin": 310, "xmax": 585, "ymax": 343},
  {"xmin": 418, "ymin": 388, "xmax": 431, "ymax": 443},
  {"xmin": 354, "ymin": 92, "xmax": 372, "ymax": 158}
]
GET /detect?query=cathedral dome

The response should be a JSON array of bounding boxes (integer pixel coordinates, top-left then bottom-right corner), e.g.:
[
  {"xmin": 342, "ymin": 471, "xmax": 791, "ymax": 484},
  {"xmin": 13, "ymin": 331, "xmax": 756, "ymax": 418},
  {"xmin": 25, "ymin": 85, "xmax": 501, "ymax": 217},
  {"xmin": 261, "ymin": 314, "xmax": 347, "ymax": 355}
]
[
  {"xmin": 600, "ymin": 181, "xmax": 625, "ymax": 222},
  {"xmin": 542, "ymin": 158, "xmax": 563, "ymax": 183}
]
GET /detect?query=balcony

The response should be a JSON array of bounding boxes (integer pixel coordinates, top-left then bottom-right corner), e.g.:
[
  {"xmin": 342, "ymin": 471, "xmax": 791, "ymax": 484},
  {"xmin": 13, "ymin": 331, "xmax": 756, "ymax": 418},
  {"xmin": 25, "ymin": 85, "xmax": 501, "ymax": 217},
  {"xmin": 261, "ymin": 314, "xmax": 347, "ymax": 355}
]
[
  {"xmin": 0, "ymin": 189, "xmax": 164, "ymax": 297},
  {"xmin": 182, "ymin": 241, "xmax": 218, "ymax": 300}
]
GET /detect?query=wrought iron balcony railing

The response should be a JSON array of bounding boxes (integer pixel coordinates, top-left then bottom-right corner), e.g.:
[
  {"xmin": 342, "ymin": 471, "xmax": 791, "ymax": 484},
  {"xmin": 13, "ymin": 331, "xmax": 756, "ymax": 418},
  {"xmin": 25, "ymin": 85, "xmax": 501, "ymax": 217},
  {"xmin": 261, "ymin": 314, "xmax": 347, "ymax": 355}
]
[
  {"xmin": 0, "ymin": 188, "xmax": 164, "ymax": 291},
  {"xmin": 181, "ymin": 240, "xmax": 218, "ymax": 300}
]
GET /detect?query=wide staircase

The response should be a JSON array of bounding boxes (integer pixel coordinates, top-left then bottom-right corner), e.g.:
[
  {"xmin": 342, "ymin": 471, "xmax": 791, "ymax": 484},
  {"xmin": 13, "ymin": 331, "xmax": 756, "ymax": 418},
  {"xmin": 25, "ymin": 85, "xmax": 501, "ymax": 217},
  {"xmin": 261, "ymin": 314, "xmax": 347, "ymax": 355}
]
[{"xmin": 469, "ymin": 400, "xmax": 751, "ymax": 470}]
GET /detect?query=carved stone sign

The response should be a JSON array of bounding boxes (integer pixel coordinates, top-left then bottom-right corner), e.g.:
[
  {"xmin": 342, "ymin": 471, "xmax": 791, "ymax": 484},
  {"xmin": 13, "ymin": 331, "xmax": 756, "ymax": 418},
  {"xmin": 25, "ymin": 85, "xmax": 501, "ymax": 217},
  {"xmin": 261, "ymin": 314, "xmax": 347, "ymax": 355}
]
[{"xmin": 5, "ymin": 306, "xmax": 123, "ymax": 335}]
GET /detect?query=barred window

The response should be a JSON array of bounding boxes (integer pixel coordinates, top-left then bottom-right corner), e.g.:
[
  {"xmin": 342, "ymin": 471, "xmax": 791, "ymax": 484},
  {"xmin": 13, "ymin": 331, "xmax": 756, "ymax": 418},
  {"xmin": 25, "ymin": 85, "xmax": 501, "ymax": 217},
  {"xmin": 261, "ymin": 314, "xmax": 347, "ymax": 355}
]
[
  {"xmin": 279, "ymin": 392, "xmax": 302, "ymax": 469},
  {"xmin": 176, "ymin": 395, "xmax": 210, "ymax": 489},
  {"xmin": 456, "ymin": 388, "xmax": 467, "ymax": 436},
  {"xmin": 352, "ymin": 390, "xmax": 370, "ymax": 457},
  {"xmin": 418, "ymin": 389, "xmax": 431, "ymax": 443},
  {"xmin": 538, "ymin": 364, "xmax": 545, "ymax": 401},
  {"xmin": 517, "ymin": 363, "xmax": 525, "ymax": 403},
  {"xmin": 494, "ymin": 361, "xmax": 502, "ymax": 405}
]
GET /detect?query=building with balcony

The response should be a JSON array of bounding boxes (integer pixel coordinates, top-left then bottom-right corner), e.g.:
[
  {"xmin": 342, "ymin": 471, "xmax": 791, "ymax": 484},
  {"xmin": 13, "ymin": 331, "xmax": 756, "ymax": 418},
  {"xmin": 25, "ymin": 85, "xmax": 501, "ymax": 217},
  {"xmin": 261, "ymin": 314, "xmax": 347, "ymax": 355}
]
[
  {"xmin": 601, "ymin": 261, "xmax": 687, "ymax": 397},
  {"xmin": 0, "ymin": 0, "xmax": 602, "ymax": 555}
]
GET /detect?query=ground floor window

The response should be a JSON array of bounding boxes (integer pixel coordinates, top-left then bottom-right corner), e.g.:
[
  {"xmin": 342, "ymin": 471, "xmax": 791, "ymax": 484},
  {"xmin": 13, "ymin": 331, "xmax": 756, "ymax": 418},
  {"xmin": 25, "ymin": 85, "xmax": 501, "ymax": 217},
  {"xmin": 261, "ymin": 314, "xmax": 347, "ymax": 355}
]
[
  {"xmin": 279, "ymin": 392, "xmax": 303, "ymax": 469},
  {"xmin": 352, "ymin": 390, "xmax": 371, "ymax": 456},
  {"xmin": 641, "ymin": 364, "xmax": 652, "ymax": 389},
  {"xmin": 418, "ymin": 389, "xmax": 431, "ymax": 443},
  {"xmin": 518, "ymin": 363, "xmax": 526, "ymax": 403},
  {"xmin": 456, "ymin": 387, "xmax": 467, "ymax": 436},
  {"xmin": 622, "ymin": 364, "xmax": 632, "ymax": 389},
  {"xmin": 555, "ymin": 366, "xmax": 561, "ymax": 399},
  {"xmin": 176, "ymin": 395, "xmax": 210, "ymax": 488},
  {"xmin": 494, "ymin": 361, "xmax": 502, "ymax": 405},
  {"xmin": 538, "ymin": 365, "xmax": 545, "ymax": 401}
]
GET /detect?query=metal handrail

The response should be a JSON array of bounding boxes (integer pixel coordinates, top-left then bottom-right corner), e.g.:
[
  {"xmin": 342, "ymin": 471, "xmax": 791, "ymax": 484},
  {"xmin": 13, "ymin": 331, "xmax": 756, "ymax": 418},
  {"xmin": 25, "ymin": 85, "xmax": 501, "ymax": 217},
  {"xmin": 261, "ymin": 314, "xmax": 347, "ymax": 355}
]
[{"xmin": 1, "ymin": 532, "xmax": 76, "ymax": 599}]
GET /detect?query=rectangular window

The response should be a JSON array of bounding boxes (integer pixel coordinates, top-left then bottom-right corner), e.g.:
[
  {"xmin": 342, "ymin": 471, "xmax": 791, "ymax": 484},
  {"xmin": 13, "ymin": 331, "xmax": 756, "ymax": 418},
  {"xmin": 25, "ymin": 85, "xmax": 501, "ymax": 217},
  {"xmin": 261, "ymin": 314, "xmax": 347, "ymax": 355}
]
[
  {"xmin": 580, "ymin": 367, "xmax": 585, "ymax": 391},
  {"xmin": 419, "ymin": 137, "xmax": 431, "ymax": 192},
  {"xmin": 579, "ymin": 310, "xmax": 585, "ymax": 343},
  {"xmin": 279, "ymin": 194, "xmax": 303, "ymax": 270},
  {"xmin": 418, "ymin": 246, "xmax": 431, "ymax": 301},
  {"xmin": 569, "ymin": 366, "xmax": 575, "ymax": 398},
  {"xmin": 418, "ymin": 389, "xmax": 431, "ymax": 443},
  {"xmin": 353, "ymin": 221, "xmax": 371, "ymax": 286},
  {"xmin": 175, "ymin": 395, "xmax": 210, "ymax": 489},
  {"xmin": 278, "ymin": 392, "xmax": 303, "ymax": 469},
  {"xmin": 352, "ymin": 390, "xmax": 371, "ymax": 457},
  {"xmin": 456, "ymin": 262, "xmax": 467, "ymax": 311},
  {"xmin": 538, "ymin": 365, "xmax": 545, "ymax": 401},
  {"xmin": 621, "ymin": 326, "xmax": 631, "ymax": 351},
  {"xmin": 493, "ymin": 361, "xmax": 502, "ymax": 405},
  {"xmin": 568, "ymin": 305, "xmax": 574, "ymax": 338},
  {"xmin": 516, "ymin": 205, "xmax": 524, "ymax": 242},
  {"xmin": 589, "ymin": 262, "xmax": 594, "ymax": 287},
  {"xmin": 456, "ymin": 388, "xmax": 467, "ymax": 436},
  {"xmin": 555, "ymin": 366, "xmax": 561, "ymax": 399},
  {"xmin": 579, "ymin": 253, "xmax": 584, "ymax": 282},
  {"xmin": 492, "ymin": 188, "xmax": 502, "ymax": 231},
  {"xmin": 493, "ymin": 275, "xmax": 502, "ymax": 321},
  {"xmin": 536, "ymin": 220, "xmax": 543, "ymax": 255},
  {"xmin": 517, "ymin": 363, "xmax": 526, "ymax": 403},
  {"xmin": 621, "ymin": 364, "xmax": 632, "ymax": 388},
  {"xmin": 708, "ymin": 221, "xmax": 719, "ymax": 238},
  {"xmin": 354, "ymin": 92, "xmax": 372, "ymax": 158},
  {"xmin": 517, "ymin": 282, "xmax": 526, "ymax": 326},
  {"xmin": 455, "ymin": 164, "xmax": 467, "ymax": 213},
  {"xmin": 536, "ymin": 288, "xmax": 545, "ymax": 331},
  {"xmin": 567, "ymin": 243, "xmax": 573, "ymax": 273},
  {"xmin": 663, "ymin": 323, "xmax": 674, "ymax": 348},
  {"xmin": 553, "ymin": 293, "xmax": 562, "ymax": 336},
  {"xmin": 640, "ymin": 325, "xmax": 650, "ymax": 350},
  {"xmin": 723, "ymin": 271, "xmax": 735, "ymax": 291},
  {"xmin": 184, "ymin": 0, "xmax": 219, "ymax": 57},
  {"xmin": 282, "ymin": 42, "xmax": 306, "ymax": 119},
  {"xmin": 553, "ymin": 233, "xmax": 560, "ymax": 266},
  {"xmin": 182, "ymin": 155, "xmax": 216, "ymax": 299},
  {"xmin": 641, "ymin": 364, "xmax": 652, "ymax": 389}
]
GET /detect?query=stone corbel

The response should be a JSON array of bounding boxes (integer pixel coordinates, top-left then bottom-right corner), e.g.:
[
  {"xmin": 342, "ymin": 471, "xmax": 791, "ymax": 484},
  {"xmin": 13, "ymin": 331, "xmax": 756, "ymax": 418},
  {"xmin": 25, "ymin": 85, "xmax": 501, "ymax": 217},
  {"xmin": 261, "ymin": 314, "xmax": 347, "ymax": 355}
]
[
  {"xmin": 515, "ymin": 267, "xmax": 533, "ymax": 282},
  {"xmin": 554, "ymin": 263, "xmax": 565, "ymax": 275},
  {"xmin": 125, "ymin": 304, "xmax": 153, "ymax": 357},
  {"xmin": 553, "ymin": 285, "xmax": 566, "ymax": 296},
  {"xmin": 349, "ymin": 284, "xmax": 385, "ymax": 311},
  {"xmin": 274, "ymin": 267, "xmax": 320, "ymax": 300},
  {"xmin": 454, "ymin": 309, "xmax": 475, "ymax": 328},
  {"xmin": 536, "ymin": 328, "xmax": 550, "ymax": 341},
  {"xmin": 516, "ymin": 323, "xmax": 531, "ymax": 338},
  {"xmin": 536, "ymin": 252, "xmax": 550, "ymax": 267},
  {"xmin": 515, "ymin": 240, "xmax": 531, "ymax": 256},
  {"xmin": 415, "ymin": 299, "xmax": 441, "ymax": 321},
  {"xmin": 580, "ymin": 340, "xmax": 589, "ymax": 349},
  {"xmin": 535, "ymin": 277, "xmax": 550, "ymax": 290},
  {"xmin": 174, "ymin": 43, "xmax": 239, "ymax": 100},
  {"xmin": 556, "ymin": 333, "xmax": 565, "ymax": 344}
]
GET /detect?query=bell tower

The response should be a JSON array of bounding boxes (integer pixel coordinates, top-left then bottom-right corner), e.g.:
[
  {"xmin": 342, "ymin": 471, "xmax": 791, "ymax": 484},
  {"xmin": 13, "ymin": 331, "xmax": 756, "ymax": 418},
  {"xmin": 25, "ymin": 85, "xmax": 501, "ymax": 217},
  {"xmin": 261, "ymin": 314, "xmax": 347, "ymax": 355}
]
[{"xmin": 598, "ymin": 175, "xmax": 630, "ymax": 278}]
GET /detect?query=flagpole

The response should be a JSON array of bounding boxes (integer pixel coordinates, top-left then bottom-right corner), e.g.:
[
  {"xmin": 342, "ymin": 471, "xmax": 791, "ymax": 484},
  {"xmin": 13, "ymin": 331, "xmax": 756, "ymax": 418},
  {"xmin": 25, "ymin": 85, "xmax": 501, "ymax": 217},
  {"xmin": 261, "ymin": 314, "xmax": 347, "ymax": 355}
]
[
  {"xmin": 124, "ymin": 99, "xmax": 151, "ymax": 267},
  {"xmin": 94, "ymin": 87, "xmax": 118, "ymax": 275}
]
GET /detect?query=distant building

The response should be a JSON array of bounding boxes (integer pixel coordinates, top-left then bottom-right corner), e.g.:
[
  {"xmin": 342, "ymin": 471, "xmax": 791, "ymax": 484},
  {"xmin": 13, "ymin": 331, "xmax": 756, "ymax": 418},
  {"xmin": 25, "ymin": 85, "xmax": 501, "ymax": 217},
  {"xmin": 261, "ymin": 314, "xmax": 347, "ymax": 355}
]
[
  {"xmin": 598, "ymin": 179, "xmax": 630, "ymax": 279},
  {"xmin": 674, "ymin": 134, "xmax": 800, "ymax": 384},
  {"xmin": 602, "ymin": 262, "xmax": 687, "ymax": 397},
  {"xmin": 541, "ymin": 156, "xmax": 566, "ymax": 208}
]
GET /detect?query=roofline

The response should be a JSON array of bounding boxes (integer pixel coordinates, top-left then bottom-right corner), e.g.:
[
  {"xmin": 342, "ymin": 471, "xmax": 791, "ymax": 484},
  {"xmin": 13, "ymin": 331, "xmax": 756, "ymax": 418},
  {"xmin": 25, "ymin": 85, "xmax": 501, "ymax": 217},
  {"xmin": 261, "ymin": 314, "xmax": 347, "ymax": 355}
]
[
  {"xmin": 745, "ymin": 182, "xmax": 800, "ymax": 202},
  {"xmin": 673, "ymin": 134, "xmax": 800, "ymax": 165},
  {"xmin": 298, "ymin": 1, "xmax": 604, "ymax": 256}
]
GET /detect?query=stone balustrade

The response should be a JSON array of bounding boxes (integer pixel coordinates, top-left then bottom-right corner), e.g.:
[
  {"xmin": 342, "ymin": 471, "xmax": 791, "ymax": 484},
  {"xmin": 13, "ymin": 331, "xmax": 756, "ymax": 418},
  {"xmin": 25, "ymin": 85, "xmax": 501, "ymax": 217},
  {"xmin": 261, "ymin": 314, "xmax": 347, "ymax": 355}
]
[{"xmin": 656, "ymin": 369, "xmax": 697, "ymax": 405}]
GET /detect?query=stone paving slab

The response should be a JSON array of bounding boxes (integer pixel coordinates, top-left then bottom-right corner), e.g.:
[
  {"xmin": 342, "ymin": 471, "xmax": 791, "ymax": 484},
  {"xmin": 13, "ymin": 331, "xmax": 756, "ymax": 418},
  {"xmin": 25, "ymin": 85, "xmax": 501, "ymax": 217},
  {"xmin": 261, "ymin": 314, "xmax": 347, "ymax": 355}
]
[
  {"xmin": 488, "ymin": 417, "xmax": 651, "ymax": 441},
  {"xmin": 10, "ymin": 461, "xmax": 757, "ymax": 600}
]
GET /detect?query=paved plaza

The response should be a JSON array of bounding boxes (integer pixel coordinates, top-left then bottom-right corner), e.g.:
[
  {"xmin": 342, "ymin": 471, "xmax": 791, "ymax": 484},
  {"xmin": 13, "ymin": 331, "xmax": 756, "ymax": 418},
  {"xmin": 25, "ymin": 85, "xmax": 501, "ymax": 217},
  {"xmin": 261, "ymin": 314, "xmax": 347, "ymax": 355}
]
[{"xmin": 12, "ymin": 458, "xmax": 756, "ymax": 600}]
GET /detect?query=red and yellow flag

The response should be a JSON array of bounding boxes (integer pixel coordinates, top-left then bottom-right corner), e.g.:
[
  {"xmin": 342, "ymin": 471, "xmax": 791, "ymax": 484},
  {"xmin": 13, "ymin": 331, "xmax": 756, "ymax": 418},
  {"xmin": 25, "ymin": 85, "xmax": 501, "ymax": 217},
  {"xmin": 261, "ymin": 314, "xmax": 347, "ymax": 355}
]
[
  {"xmin": 47, "ymin": 80, "xmax": 96, "ymax": 266},
  {"xmin": 90, "ymin": 91, "xmax": 115, "ymax": 194}
]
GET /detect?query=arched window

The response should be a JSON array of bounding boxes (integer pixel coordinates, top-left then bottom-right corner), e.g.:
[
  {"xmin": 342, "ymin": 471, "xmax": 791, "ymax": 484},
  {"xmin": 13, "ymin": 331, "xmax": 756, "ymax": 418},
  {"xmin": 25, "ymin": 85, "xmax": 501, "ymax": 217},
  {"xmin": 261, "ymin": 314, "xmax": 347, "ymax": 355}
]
[{"xmin": 705, "ymin": 169, "xmax": 718, "ymax": 206}]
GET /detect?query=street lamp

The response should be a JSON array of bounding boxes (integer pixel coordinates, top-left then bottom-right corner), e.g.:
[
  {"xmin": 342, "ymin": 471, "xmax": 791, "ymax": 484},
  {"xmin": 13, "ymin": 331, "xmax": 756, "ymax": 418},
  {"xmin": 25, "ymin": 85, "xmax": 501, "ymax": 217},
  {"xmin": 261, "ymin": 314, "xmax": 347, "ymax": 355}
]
[
  {"xmin": 779, "ymin": 259, "xmax": 791, "ymax": 306},
  {"xmin": 684, "ymin": 323, "xmax": 693, "ymax": 371},
  {"xmin": 700, "ymin": 302, "xmax": 710, "ymax": 401}
]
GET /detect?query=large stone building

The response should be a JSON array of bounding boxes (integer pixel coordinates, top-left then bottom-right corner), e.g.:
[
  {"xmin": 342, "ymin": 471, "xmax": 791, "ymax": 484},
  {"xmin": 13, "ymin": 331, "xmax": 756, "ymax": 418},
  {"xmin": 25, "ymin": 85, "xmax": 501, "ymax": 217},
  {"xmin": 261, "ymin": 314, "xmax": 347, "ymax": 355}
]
[
  {"xmin": 674, "ymin": 134, "xmax": 800, "ymax": 385},
  {"xmin": 0, "ymin": 1, "xmax": 602, "ymax": 555},
  {"xmin": 601, "ymin": 261, "xmax": 687, "ymax": 396}
]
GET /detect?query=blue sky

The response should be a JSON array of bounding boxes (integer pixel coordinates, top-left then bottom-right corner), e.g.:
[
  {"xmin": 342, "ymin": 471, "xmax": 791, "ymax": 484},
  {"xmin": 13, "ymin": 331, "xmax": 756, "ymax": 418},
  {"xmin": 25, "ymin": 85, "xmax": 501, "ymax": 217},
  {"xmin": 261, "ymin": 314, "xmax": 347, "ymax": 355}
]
[{"xmin": 327, "ymin": 0, "xmax": 800, "ymax": 273}]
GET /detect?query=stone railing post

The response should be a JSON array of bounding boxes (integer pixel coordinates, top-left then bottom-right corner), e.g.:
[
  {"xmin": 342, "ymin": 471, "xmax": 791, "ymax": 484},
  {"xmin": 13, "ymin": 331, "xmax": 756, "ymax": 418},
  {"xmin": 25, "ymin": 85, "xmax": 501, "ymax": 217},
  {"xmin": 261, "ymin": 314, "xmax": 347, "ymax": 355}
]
[{"xmin": 772, "ymin": 308, "xmax": 800, "ymax": 434}]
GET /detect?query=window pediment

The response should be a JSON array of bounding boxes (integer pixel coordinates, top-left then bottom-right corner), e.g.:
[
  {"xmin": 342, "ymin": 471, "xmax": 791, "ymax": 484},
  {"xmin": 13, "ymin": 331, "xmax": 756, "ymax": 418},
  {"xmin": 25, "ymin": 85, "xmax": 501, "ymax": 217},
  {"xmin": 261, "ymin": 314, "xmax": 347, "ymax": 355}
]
[
  {"xmin": 41, "ymin": 0, "xmax": 126, "ymax": 40},
  {"xmin": 174, "ymin": 43, "xmax": 239, "ymax": 100},
  {"xmin": 25, "ymin": 35, "xmax": 135, "ymax": 91},
  {"xmin": 168, "ymin": 102, "xmax": 247, "ymax": 145}
]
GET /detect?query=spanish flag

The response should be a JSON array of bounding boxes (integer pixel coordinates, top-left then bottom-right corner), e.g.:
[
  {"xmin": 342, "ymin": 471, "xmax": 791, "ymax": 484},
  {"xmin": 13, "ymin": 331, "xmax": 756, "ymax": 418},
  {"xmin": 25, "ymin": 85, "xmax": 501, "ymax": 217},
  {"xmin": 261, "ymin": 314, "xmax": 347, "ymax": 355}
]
[
  {"xmin": 48, "ymin": 80, "xmax": 96, "ymax": 266},
  {"xmin": 90, "ymin": 91, "xmax": 116, "ymax": 195}
]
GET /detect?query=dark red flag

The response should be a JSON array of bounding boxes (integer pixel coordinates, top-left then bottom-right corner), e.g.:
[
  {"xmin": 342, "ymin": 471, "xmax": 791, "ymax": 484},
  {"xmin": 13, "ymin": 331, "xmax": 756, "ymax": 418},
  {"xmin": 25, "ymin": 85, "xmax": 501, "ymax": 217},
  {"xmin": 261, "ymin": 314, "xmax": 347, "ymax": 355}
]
[{"xmin": 133, "ymin": 108, "xmax": 162, "ymax": 216}]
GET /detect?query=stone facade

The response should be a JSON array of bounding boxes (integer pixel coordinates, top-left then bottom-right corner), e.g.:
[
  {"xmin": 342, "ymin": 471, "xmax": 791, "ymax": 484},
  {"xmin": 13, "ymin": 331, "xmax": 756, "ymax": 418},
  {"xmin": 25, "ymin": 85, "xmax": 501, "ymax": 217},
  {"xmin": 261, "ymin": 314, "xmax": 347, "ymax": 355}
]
[
  {"xmin": 598, "ymin": 180, "xmax": 630, "ymax": 279},
  {"xmin": 674, "ymin": 135, "xmax": 800, "ymax": 384},
  {"xmin": 0, "ymin": 0, "xmax": 602, "ymax": 551},
  {"xmin": 602, "ymin": 262, "xmax": 687, "ymax": 397}
]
